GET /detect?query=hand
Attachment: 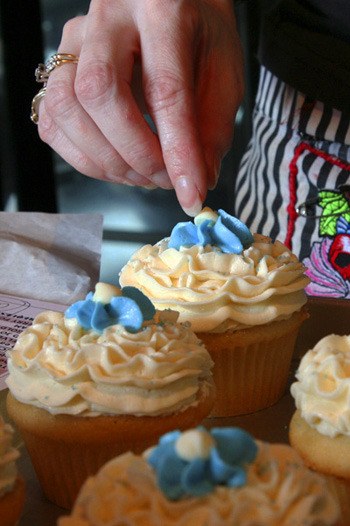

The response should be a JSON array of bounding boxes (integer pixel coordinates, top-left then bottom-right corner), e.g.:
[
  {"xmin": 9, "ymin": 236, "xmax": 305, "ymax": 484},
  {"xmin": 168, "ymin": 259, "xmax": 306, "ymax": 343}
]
[{"xmin": 37, "ymin": 0, "xmax": 244, "ymax": 216}]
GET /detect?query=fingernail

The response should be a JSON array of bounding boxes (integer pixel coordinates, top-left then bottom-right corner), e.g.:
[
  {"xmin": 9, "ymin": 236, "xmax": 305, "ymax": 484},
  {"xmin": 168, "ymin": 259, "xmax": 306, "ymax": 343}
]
[
  {"xmin": 174, "ymin": 176, "xmax": 203, "ymax": 217},
  {"xmin": 151, "ymin": 169, "xmax": 173, "ymax": 189}
]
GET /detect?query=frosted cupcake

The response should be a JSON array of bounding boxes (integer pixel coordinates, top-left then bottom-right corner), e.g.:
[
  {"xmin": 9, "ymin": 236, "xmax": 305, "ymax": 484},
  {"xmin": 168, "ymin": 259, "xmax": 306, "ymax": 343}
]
[
  {"xmin": 0, "ymin": 416, "xmax": 25, "ymax": 526},
  {"xmin": 119, "ymin": 207, "xmax": 309, "ymax": 416},
  {"xmin": 290, "ymin": 334, "xmax": 350, "ymax": 525},
  {"xmin": 58, "ymin": 425, "xmax": 340, "ymax": 525},
  {"xmin": 6, "ymin": 283, "xmax": 214, "ymax": 510}
]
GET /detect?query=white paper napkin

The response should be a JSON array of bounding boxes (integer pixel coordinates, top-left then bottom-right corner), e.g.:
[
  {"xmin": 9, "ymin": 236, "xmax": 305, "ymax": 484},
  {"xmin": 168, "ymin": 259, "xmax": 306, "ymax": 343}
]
[{"xmin": 0, "ymin": 212, "xmax": 103, "ymax": 305}]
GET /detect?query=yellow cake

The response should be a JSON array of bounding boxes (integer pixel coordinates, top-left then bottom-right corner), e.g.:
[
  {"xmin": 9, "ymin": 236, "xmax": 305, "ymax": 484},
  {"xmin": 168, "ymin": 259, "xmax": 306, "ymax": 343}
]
[
  {"xmin": 0, "ymin": 415, "xmax": 25, "ymax": 526},
  {"xmin": 58, "ymin": 426, "xmax": 340, "ymax": 525},
  {"xmin": 290, "ymin": 334, "xmax": 350, "ymax": 525},
  {"xmin": 119, "ymin": 207, "xmax": 309, "ymax": 416},
  {"xmin": 6, "ymin": 283, "xmax": 214, "ymax": 509}
]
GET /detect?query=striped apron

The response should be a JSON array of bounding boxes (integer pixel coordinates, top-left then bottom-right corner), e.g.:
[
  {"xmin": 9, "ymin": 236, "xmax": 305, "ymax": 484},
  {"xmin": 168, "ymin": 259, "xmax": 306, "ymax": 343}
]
[{"xmin": 233, "ymin": 66, "xmax": 350, "ymax": 298}]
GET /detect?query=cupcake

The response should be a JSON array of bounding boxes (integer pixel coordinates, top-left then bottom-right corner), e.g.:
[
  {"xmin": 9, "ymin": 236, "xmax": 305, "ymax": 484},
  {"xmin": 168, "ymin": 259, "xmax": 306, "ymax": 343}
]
[
  {"xmin": 119, "ymin": 207, "xmax": 309, "ymax": 416},
  {"xmin": 290, "ymin": 334, "xmax": 350, "ymax": 525},
  {"xmin": 0, "ymin": 415, "xmax": 25, "ymax": 526},
  {"xmin": 58, "ymin": 425, "xmax": 340, "ymax": 525},
  {"xmin": 5, "ymin": 283, "xmax": 214, "ymax": 510}
]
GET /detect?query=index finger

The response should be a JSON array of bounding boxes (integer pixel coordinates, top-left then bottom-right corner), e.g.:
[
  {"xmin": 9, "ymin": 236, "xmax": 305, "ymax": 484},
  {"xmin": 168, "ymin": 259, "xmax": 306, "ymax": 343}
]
[{"xmin": 139, "ymin": 10, "xmax": 208, "ymax": 216}]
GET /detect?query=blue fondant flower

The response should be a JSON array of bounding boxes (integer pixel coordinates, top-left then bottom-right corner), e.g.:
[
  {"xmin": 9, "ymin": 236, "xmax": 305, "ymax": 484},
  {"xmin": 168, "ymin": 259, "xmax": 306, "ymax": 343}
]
[
  {"xmin": 65, "ymin": 285, "xmax": 155, "ymax": 333},
  {"xmin": 168, "ymin": 208, "xmax": 254, "ymax": 254},
  {"xmin": 147, "ymin": 426, "xmax": 257, "ymax": 501}
]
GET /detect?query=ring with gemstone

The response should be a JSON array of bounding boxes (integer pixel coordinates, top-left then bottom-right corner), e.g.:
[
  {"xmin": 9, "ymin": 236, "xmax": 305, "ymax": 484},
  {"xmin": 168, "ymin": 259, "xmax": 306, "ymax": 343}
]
[
  {"xmin": 35, "ymin": 53, "xmax": 79, "ymax": 84},
  {"xmin": 31, "ymin": 53, "xmax": 79, "ymax": 124}
]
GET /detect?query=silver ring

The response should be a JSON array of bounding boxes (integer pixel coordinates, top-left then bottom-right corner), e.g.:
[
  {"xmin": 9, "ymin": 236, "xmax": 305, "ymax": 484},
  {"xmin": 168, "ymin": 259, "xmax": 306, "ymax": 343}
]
[
  {"xmin": 30, "ymin": 87, "xmax": 47, "ymax": 124},
  {"xmin": 35, "ymin": 53, "xmax": 79, "ymax": 84}
]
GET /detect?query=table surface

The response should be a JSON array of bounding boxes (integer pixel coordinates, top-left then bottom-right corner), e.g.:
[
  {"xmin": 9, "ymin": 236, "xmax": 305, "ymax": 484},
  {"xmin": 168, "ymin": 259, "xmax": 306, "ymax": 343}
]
[{"xmin": 3, "ymin": 296, "xmax": 349, "ymax": 526}]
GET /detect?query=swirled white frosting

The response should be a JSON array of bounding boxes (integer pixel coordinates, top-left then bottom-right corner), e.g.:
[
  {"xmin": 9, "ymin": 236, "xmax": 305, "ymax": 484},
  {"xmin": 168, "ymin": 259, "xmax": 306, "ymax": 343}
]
[
  {"xmin": 0, "ymin": 416, "xmax": 19, "ymax": 498},
  {"xmin": 119, "ymin": 234, "xmax": 309, "ymax": 332},
  {"xmin": 291, "ymin": 334, "xmax": 350, "ymax": 438},
  {"xmin": 6, "ymin": 311, "xmax": 213, "ymax": 417},
  {"xmin": 58, "ymin": 441, "xmax": 339, "ymax": 526}
]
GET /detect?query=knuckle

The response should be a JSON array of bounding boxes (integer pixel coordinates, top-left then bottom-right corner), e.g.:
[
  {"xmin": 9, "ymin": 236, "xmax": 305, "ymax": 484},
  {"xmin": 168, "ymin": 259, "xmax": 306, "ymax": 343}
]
[
  {"xmin": 75, "ymin": 152, "xmax": 92, "ymax": 173},
  {"xmin": 75, "ymin": 61, "xmax": 113, "ymax": 105},
  {"xmin": 126, "ymin": 145, "xmax": 158, "ymax": 177},
  {"xmin": 37, "ymin": 113, "xmax": 56, "ymax": 143},
  {"xmin": 144, "ymin": 0, "xmax": 198, "ymax": 24},
  {"xmin": 44, "ymin": 81, "xmax": 75, "ymax": 119},
  {"xmin": 161, "ymin": 143, "xmax": 192, "ymax": 179},
  {"xmin": 144, "ymin": 72, "xmax": 188, "ymax": 112},
  {"xmin": 99, "ymin": 148, "xmax": 123, "ymax": 175}
]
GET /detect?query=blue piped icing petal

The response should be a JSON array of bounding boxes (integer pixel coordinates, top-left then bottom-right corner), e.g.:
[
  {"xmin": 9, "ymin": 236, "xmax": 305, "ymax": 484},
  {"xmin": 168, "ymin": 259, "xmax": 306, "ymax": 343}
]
[
  {"xmin": 197, "ymin": 220, "xmax": 215, "ymax": 246},
  {"xmin": 181, "ymin": 459, "xmax": 214, "ymax": 496},
  {"xmin": 168, "ymin": 222, "xmax": 199, "ymax": 249},
  {"xmin": 217, "ymin": 209, "xmax": 254, "ymax": 249},
  {"xmin": 65, "ymin": 292, "xmax": 94, "ymax": 324},
  {"xmin": 152, "ymin": 447, "xmax": 185, "ymax": 501},
  {"xmin": 210, "ymin": 448, "xmax": 247, "ymax": 487},
  {"xmin": 121, "ymin": 286, "xmax": 156, "ymax": 320},
  {"xmin": 227, "ymin": 468, "xmax": 247, "ymax": 488},
  {"xmin": 160, "ymin": 430, "xmax": 182, "ymax": 445},
  {"xmin": 65, "ymin": 299, "xmax": 96, "ymax": 330},
  {"xmin": 211, "ymin": 427, "xmax": 258, "ymax": 465},
  {"xmin": 110, "ymin": 296, "xmax": 143, "ymax": 333},
  {"xmin": 64, "ymin": 301, "xmax": 83, "ymax": 320},
  {"xmin": 147, "ymin": 440, "xmax": 177, "ymax": 472},
  {"xmin": 90, "ymin": 301, "xmax": 114, "ymax": 331},
  {"xmin": 212, "ymin": 216, "xmax": 244, "ymax": 254}
]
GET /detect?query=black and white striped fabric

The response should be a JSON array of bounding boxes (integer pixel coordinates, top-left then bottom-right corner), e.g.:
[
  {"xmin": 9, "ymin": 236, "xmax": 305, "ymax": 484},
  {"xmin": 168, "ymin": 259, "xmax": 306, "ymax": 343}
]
[{"xmin": 233, "ymin": 66, "xmax": 350, "ymax": 298}]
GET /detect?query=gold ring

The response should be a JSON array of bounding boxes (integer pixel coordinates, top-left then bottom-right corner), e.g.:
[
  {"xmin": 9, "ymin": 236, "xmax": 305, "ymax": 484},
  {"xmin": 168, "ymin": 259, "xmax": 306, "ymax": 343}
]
[
  {"xmin": 31, "ymin": 53, "xmax": 79, "ymax": 124},
  {"xmin": 35, "ymin": 52, "xmax": 79, "ymax": 84},
  {"xmin": 30, "ymin": 87, "xmax": 47, "ymax": 124}
]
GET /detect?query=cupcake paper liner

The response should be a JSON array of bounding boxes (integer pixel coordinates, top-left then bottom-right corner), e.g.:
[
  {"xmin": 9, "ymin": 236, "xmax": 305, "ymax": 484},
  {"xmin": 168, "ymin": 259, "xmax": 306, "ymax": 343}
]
[
  {"xmin": 197, "ymin": 309, "xmax": 307, "ymax": 417},
  {"xmin": 6, "ymin": 386, "xmax": 214, "ymax": 510}
]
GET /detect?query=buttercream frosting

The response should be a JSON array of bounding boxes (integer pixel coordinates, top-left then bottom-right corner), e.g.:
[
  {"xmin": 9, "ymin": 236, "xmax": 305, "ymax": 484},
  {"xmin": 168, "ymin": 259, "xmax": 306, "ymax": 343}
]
[
  {"xmin": 0, "ymin": 416, "xmax": 19, "ymax": 498},
  {"xmin": 58, "ymin": 428, "xmax": 339, "ymax": 526},
  {"xmin": 119, "ymin": 209, "xmax": 309, "ymax": 332},
  {"xmin": 6, "ymin": 284, "xmax": 213, "ymax": 417},
  {"xmin": 291, "ymin": 333, "xmax": 350, "ymax": 438}
]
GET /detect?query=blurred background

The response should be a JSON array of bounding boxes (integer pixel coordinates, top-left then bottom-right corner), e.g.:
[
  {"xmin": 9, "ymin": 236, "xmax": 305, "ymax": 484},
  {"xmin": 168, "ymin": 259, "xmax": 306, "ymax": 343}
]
[{"xmin": 0, "ymin": 0, "xmax": 262, "ymax": 283}]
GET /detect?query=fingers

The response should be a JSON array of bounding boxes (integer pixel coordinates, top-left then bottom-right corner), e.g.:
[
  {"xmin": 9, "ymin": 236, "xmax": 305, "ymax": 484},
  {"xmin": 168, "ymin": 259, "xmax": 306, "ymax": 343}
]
[
  {"xmin": 74, "ymin": 2, "xmax": 173, "ymax": 186},
  {"xmin": 139, "ymin": 5, "xmax": 208, "ymax": 216},
  {"xmin": 38, "ymin": 13, "xmax": 172, "ymax": 189},
  {"xmin": 38, "ymin": 106, "xmax": 156, "ymax": 187}
]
